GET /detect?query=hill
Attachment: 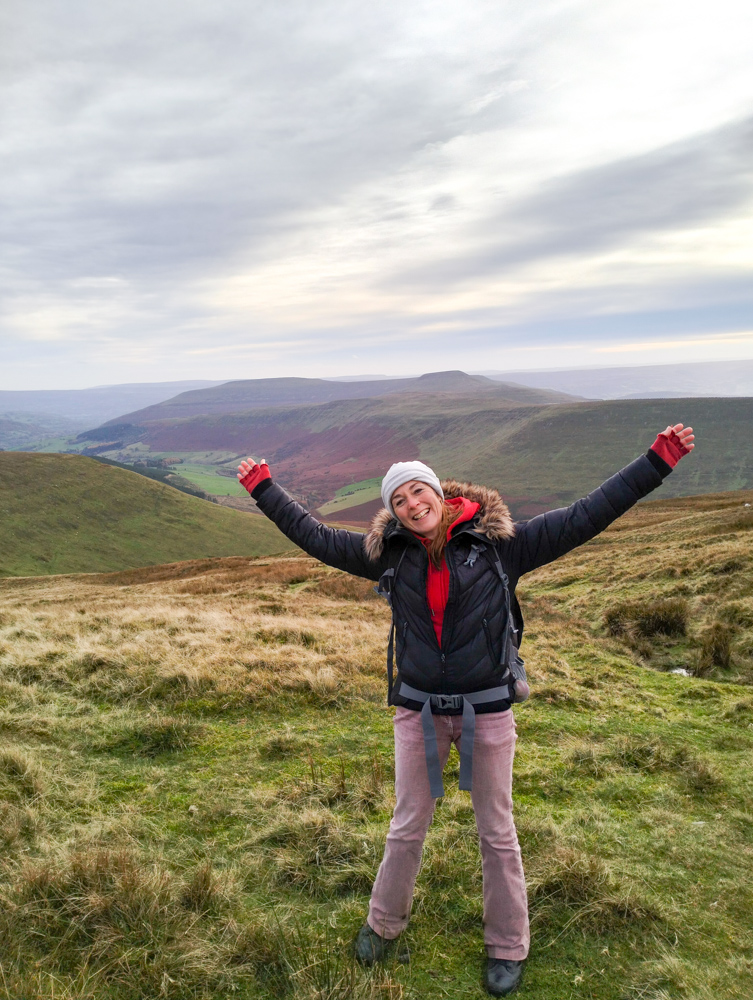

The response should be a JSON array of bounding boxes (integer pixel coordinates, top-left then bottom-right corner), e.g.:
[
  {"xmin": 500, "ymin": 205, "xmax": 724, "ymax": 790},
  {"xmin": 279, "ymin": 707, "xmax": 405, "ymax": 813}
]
[
  {"xmin": 77, "ymin": 392, "xmax": 753, "ymax": 518},
  {"xmin": 0, "ymin": 453, "xmax": 292, "ymax": 577},
  {"xmin": 100, "ymin": 370, "xmax": 577, "ymax": 425},
  {"xmin": 0, "ymin": 488, "xmax": 750, "ymax": 999}
]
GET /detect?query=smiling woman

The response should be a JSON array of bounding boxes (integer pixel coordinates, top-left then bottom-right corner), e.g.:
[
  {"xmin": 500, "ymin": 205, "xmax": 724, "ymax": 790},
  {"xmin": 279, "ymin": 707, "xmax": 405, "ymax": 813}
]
[{"xmin": 236, "ymin": 424, "xmax": 694, "ymax": 996}]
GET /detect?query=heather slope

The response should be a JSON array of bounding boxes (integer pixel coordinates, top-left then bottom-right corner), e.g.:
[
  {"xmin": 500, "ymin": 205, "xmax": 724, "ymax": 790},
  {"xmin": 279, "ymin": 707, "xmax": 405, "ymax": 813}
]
[
  {"xmin": 0, "ymin": 453, "xmax": 292, "ymax": 576},
  {"xmin": 77, "ymin": 393, "xmax": 753, "ymax": 517}
]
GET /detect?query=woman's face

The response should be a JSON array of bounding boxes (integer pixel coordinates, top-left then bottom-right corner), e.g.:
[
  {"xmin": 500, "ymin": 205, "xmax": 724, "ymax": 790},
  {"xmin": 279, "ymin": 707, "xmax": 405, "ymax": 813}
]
[{"xmin": 391, "ymin": 480, "xmax": 444, "ymax": 539}]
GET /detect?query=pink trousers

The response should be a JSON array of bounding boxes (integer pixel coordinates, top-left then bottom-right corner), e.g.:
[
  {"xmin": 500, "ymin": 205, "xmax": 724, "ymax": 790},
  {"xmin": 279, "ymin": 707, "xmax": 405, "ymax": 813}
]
[{"xmin": 367, "ymin": 706, "xmax": 529, "ymax": 960}]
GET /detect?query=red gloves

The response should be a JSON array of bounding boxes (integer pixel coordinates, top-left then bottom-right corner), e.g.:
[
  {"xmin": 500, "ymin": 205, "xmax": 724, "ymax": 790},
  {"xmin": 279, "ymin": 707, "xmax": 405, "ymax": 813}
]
[
  {"xmin": 650, "ymin": 428, "xmax": 692, "ymax": 469},
  {"xmin": 238, "ymin": 461, "xmax": 271, "ymax": 495}
]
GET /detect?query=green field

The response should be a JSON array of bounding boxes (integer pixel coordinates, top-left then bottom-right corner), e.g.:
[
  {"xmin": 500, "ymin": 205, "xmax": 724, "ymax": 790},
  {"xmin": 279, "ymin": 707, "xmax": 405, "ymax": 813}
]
[
  {"xmin": 0, "ymin": 453, "xmax": 293, "ymax": 576},
  {"xmin": 318, "ymin": 478, "xmax": 383, "ymax": 515},
  {"xmin": 0, "ymin": 489, "xmax": 751, "ymax": 998},
  {"xmin": 171, "ymin": 463, "xmax": 248, "ymax": 497}
]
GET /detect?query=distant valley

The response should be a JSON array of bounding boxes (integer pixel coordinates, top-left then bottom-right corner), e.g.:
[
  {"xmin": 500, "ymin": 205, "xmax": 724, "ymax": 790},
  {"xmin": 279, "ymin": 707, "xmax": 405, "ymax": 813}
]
[
  {"xmin": 6, "ymin": 366, "xmax": 753, "ymax": 526},
  {"xmin": 72, "ymin": 373, "xmax": 753, "ymax": 522},
  {"xmin": 0, "ymin": 380, "xmax": 225, "ymax": 450}
]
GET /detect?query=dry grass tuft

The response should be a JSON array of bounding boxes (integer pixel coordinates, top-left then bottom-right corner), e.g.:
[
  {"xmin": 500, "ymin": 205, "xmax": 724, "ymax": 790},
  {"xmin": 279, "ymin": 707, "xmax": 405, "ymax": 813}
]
[
  {"xmin": 259, "ymin": 807, "xmax": 379, "ymax": 896},
  {"xmin": 179, "ymin": 860, "xmax": 220, "ymax": 913},
  {"xmin": 719, "ymin": 602, "xmax": 753, "ymax": 628},
  {"xmin": 528, "ymin": 846, "xmax": 668, "ymax": 935},
  {"xmin": 564, "ymin": 735, "xmax": 723, "ymax": 793},
  {"xmin": 604, "ymin": 597, "xmax": 688, "ymax": 640},
  {"xmin": 0, "ymin": 800, "xmax": 39, "ymax": 846},
  {"xmin": 317, "ymin": 573, "xmax": 380, "ymax": 602},
  {"xmin": 694, "ymin": 622, "xmax": 734, "ymax": 675},
  {"xmin": 0, "ymin": 749, "xmax": 45, "ymax": 800},
  {"xmin": 723, "ymin": 698, "xmax": 753, "ymax": 723},
  {"xmin": 98, "ymin": 715, "xmax": 203, "ymax": 756},
  {"xmin": 0, "ymin": 847, "xmax": 249, "ymax": 997},
  {"xmin": 258, "ymin": 724, "xmax": 311, "ymax": 759}
]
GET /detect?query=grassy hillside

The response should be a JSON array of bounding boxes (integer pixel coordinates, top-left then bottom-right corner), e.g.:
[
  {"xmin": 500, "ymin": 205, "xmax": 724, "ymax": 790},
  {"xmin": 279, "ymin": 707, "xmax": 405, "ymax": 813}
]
[
  {"xmin": 0, "ymin": 490, "xmax": 751, "ymax": 998},
  {"xmin": 0, "ymin": 453, "xmax": 292, "ymax": 577},
  {"xmin": 449, "ymin": 396, "xmax": 753, "ymax": 515}
]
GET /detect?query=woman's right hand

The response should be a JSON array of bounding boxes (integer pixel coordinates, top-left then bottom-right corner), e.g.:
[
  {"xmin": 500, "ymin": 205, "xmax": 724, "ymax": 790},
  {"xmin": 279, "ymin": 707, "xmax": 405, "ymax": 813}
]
[{"xmin": 237, "ymin": 458, "xmax": 272, "ymax": 495}]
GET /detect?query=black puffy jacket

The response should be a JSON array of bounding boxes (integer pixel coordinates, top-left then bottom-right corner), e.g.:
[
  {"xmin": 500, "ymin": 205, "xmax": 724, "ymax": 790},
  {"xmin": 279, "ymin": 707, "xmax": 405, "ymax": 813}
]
[{"xmin": 254, "ymin": 451, "xmax": 671, "ymax": 712}]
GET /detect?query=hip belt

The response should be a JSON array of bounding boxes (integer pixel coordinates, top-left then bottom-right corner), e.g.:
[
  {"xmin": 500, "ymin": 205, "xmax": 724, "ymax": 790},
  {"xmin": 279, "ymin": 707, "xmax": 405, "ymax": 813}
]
[{"xmin": 398, "ymin": 681, "xmax": 514, "ymax": 798}]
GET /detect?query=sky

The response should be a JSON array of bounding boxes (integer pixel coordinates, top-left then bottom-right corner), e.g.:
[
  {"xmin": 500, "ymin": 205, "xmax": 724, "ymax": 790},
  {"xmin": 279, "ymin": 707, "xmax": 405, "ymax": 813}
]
[{"xmin": 2, "ymin": 0, "xmax": 753, "ymax": 390}]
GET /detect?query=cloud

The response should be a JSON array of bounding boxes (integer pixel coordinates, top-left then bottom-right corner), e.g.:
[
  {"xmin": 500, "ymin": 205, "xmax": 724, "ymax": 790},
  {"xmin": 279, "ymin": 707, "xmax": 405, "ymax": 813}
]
[
  {"xmin": 1, "ymin": 0, "xmax": 753, "ymax": 386},
  {"xmin": 397, "ymin": 113, "xmax": 753, "ymax": 287}
]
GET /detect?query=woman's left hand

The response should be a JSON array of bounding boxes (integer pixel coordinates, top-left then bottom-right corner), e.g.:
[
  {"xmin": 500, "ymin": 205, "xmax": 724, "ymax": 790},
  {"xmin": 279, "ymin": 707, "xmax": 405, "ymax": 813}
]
[
  {"xmin": 650, "ymin": 423, "xmax": 694, "ymax": 468},
  {"xmin": 663, "ymin": 424, "xmax": 694, "ymax": 452}
]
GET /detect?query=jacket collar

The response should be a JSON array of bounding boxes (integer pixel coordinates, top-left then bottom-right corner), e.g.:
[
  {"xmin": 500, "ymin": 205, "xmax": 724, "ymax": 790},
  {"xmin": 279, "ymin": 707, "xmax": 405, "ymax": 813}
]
[{"xmin": 364, "ymin": 478, "xmax": 515, "ymax": 560}]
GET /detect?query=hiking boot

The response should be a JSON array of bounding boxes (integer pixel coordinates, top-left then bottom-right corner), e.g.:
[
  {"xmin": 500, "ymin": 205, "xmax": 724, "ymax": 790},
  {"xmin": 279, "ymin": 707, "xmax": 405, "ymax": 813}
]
[
  {"xmin": 485, "ymin": 958, "xmax": 525, "ymax": 996},
  {"xmin": 353, "ymin": 923, "xmax": 406, "ymax": 966}
]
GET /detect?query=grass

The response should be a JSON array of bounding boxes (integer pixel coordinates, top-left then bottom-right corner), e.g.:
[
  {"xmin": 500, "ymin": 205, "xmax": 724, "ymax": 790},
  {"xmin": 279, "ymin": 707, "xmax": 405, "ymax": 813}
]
[
  {"xmin": 317, "ymin": 479, "xmax": 384, "ymax": 516},
  {"xmin": 170, "ymin": 463, "xmax": 249, "ymax": 497},
  {"xmin": 520, "ymin": 486, "xmax": 753, "ymax": 683},
  {"xmin": 0, "ymin": 453, "xmax": 293, "ymax": 576},
  {"xmin": 0, "ymin": 491, "xmax": 751, "ymax": 997}
]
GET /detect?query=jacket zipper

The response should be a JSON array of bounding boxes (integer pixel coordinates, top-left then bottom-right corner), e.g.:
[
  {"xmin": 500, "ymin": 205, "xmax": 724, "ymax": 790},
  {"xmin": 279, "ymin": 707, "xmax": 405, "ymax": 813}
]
[
  {"xmin": 396, "ymin": 620, "xmax": 408, "ymax": 669},
  {"xmin": 482, "ymin": 618, "xmax": 496, "ymax": 664}
]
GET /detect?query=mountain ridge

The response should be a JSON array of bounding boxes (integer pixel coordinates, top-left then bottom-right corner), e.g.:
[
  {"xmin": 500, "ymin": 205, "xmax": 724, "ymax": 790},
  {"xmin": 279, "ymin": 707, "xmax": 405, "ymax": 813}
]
[{"xmin": 101, "ymin": 370, "xmax": 578, "ymax": 426}]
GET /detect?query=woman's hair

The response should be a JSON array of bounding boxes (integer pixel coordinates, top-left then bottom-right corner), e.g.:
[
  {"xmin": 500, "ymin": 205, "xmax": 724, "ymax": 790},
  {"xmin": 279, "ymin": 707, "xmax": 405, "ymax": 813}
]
[{"xmin": 427, "ymin": 500, "xmax": 463, "ymax": 569}]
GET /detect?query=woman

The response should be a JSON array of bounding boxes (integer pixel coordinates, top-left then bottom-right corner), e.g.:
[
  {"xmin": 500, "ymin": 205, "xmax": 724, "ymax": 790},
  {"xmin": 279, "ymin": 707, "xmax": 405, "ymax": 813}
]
[{"xmin": 237, "ymin": 423, "xmax": 694, "ymax": 996}]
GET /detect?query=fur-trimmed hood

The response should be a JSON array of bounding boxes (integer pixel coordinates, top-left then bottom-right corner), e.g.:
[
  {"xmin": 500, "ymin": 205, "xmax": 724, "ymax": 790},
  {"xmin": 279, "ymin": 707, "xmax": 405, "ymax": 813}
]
[{"xmin": 364, "ymin": 479, "xmax": 515, "ymax": 560}]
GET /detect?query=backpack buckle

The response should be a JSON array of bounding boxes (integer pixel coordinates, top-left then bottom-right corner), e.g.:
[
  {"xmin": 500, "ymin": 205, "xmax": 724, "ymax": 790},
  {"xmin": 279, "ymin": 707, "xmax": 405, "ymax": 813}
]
[{"xmin": 431, "ymin": 694, "xmax": 464, "ymax": 713}]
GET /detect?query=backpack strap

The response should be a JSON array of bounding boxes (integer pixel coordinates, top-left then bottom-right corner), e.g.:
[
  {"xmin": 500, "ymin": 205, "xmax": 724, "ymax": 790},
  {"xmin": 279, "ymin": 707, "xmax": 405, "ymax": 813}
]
[
  {"xmin": 399, "ymin": 682, "xmax": 513, "ymax": 797},
  {"xmin": 486, "ymin": 548, "xmax": 529, "ymax": 700},
  {"xmin": 375, "ymin": 547, "xmax": 408, "ymax": 704}
]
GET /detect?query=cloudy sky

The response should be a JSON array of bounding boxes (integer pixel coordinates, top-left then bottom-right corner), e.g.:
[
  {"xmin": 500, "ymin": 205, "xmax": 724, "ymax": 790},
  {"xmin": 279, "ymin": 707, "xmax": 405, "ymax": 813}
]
[{"xmin": 2, "ymin": 0, "xmax": 753, "ymax": 389}]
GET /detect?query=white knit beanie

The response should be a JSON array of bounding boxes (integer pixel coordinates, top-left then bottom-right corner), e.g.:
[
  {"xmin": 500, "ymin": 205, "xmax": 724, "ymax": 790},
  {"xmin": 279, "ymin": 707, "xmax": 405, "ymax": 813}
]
[{"xmin": 381, "ymin": 461, "xmax": 444, "ymax": 517}]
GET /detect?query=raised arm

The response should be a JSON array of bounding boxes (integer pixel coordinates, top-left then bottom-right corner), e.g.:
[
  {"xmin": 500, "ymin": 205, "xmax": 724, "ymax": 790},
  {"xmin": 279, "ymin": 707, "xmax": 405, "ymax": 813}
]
[
  {"xmin": 508, "ymin": 424, "xmax": 694, "ymax": 577},
  {"xmin": 237, "ymin": 459, "xmax": 384, "ymax": 580}
]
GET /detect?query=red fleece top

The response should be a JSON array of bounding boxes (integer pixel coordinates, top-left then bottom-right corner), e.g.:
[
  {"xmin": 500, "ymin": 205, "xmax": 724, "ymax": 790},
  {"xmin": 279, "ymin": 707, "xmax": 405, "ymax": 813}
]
[{"xmin": 415, "ymin": 497, "xmax": 480, "ymax": 648}]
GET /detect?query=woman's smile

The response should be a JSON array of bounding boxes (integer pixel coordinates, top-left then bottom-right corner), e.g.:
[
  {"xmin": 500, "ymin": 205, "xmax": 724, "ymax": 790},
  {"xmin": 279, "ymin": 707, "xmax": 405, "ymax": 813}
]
[{"xmin": 390, "ymin": 480, "xmax": 444, "ymax": 538}]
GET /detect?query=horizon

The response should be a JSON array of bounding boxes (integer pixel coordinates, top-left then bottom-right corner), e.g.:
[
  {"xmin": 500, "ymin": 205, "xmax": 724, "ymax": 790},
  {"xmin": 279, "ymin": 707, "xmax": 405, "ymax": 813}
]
[{"xmin": 3, "ymin": 356, "xmax": 753, "ymax": 395}]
